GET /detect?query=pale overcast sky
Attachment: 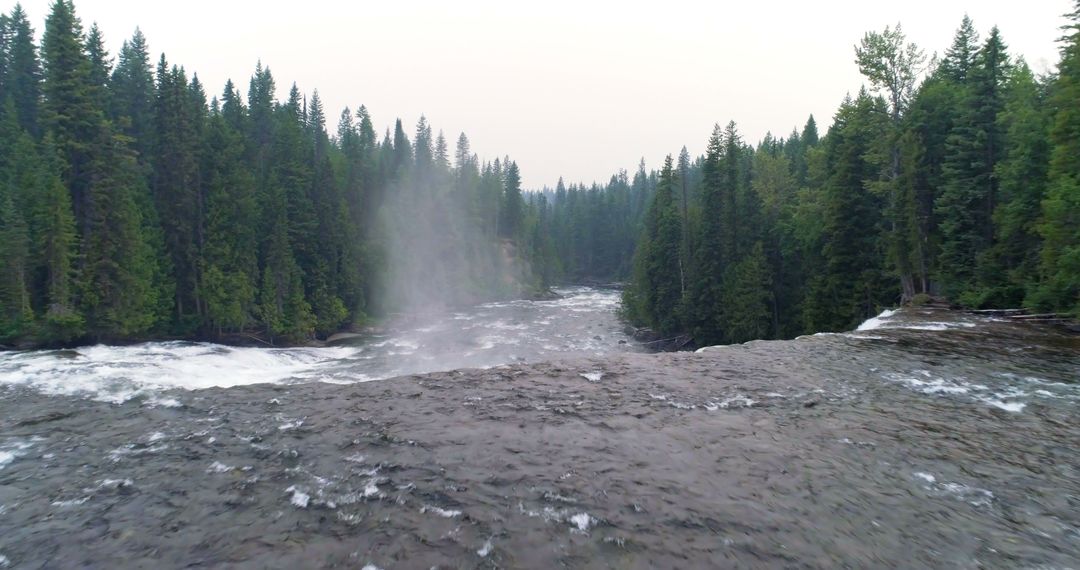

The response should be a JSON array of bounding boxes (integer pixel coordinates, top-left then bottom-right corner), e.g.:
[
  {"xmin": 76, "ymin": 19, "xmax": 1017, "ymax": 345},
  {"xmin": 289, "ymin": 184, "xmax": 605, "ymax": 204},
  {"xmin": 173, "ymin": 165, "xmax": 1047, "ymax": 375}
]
[{"xmin": 11, "ymin": 0, "xmax": 1074, "ymax": 188}]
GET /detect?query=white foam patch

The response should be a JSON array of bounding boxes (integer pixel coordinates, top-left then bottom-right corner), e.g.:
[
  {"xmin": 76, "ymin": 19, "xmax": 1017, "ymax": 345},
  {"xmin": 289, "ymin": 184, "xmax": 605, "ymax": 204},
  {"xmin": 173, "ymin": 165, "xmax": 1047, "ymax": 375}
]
[
  {"xmin": 286, "ymin": 486, "xmax": 310, "ymax": 508},
  {"xmin": 705, "ymin": 396, "xmax": 757, "ymax": 410},
  {"xmin": 856, "ymin": 309, "xmax": 901, "ymax": 331},
  {"xmin": 477, "ymin": 538, "xmax": 494, "ymax": 557},
  {"xmin": 914, "ymin": 471, "xmax": 994, "ymax": 506},
  {"xmin": 882, "ymin": 370, "xmax": 1047, "ymax": 413},
  {"xmin": 890, "ymin": 374, "xmax": 973, "ymax": 395},
  {"xmin": 362, "ymin": 479, "xmax": 381, "ymax": 498},
  {"xmin": 278, "ymin": 419, "xmax": 304, "ymax": 431},
  {"xmin": 145, "ymin": 396, "xmax": 181, "ymax": 408},
  {"xmin": 52, "ymin": 497, "xmax": 90, "ymax": 507},
  {"xmin": 856, "ymin": 309, "xmax": 981, "ymax": 332},
  {"xmin": 207, "ymin": 461, "xmax": 232, "ymax": 473},
  {"xmin": 0, "ymin": 439, "xmax": 37, "ymax": 470},
  {"xmin": 420, "ymin": 505, "xmax": 462, "ymax": 518},
  {"xmin": 0, "ymin": 342, "xmax": 356, "ymax": 403},
  {"xmin": 0, "ymin": 553, "xmax": 9, "ymax": 567},
  {"xmin": 570, "ymin": 512, "xmax": 595, "ymax": 533},
  {"xmin": 109, "ymin": 443, "xmax": 168, "ymax": 461},
  {"xmin": 914, "ymin": 472, "xmax": 936, "ymax": 483},
  {"xmin": 984, "ymin": 400, "xmax": 1026, "ymax": 413},
  {"xmin": 580, "ymin": 372, "xmax": 603, "ymax": 383},
  {"xmin": 96, "ymin": 478, "xmax": 134, "ymax": 490}
]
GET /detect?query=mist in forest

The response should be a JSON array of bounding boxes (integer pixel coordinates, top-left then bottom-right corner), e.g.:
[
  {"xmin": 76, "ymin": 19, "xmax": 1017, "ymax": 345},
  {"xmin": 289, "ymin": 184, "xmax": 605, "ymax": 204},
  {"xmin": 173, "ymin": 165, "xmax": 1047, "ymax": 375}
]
[{"xmin": 373, "ymin": 118, "xmax": 534, "ymax": 317}]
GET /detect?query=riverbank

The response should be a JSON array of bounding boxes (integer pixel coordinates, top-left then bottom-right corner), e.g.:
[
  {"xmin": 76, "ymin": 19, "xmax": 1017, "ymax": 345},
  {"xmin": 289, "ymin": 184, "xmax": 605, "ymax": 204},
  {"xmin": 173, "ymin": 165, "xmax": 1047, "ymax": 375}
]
[{"xmin": 0, "ymin": 286, "xmax": 567, "ymax": 353}]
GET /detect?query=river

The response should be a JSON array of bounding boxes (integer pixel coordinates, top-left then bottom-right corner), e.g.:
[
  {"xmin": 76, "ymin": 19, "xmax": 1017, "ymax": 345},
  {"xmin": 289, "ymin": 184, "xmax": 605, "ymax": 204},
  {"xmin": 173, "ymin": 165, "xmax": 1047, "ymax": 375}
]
[
  {"xmin": 0, "ymin": 288, "xmax": 1078, "ymax": 568},
  {"xmin": 0, "ymin": 286, "xmax": 636, "ymax": 403}
]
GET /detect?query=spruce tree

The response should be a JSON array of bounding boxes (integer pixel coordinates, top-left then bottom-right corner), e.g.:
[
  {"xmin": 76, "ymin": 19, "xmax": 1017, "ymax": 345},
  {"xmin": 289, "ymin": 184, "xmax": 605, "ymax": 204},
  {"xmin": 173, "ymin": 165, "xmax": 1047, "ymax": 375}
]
[
  {"xmin": 1035, "ymin": 1, "xmax": 1080, "ymax": 313},
  {"xmin": 804, "ymin": 92, "xmax": 893, "ymax": 331},
  {"xmin": 936, "ymin": 28, "xmax": 1010, "ymax": 304},
  {"xmin": 41, "ymin": 0, "xmax": 102, "ymax": 234},
  {"xmin": 687, "ymin": 125, "xmax": 726, "ymax": 343},
  {"xmin": 501, "ymin": 161, "xmax": 524, "ymax": 239},
  {"xmin": 153, "ymin": 59, "xmax": 204, "ymax": 327},
  {"xmin": 987, "ymin": 61, "xmax": 1050, "ymax": 306},
  {"xmin": 200, "ymin": 100, "xmax": 257, "ymax": 335},
  {"xmin": 0, "ymin": 190, "xmax": 32, "ymax": 341},
  {"xmin": 78, "ymin": 125, "xmax": 163, "ymax": 339},
  {"xmin": 33, "ymin": 135, "xmax": 82, "ymax": 341},
  {"xmin": 4, "ymin": 4, "xmax": 42, "ymax": 135},
  {"xmin": 625, "ymin": 155, "xmax": 683, "ymax": 335},
  {"xmin": 110, "ymin": 28, "xmax": 154, "ymax": 164}
]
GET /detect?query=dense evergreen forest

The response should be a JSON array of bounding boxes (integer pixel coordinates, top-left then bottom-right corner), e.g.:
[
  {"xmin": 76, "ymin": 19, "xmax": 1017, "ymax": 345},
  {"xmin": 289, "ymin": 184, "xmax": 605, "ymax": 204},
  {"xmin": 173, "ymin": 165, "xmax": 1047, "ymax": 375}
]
[
  {"xmin": 541, "ymin": 8, "xmax": 1080, "ymax": 346},
  {"xmin": 2, "ymin": 1, "xmax": 1079, "ymax": 350},
  {"xmin": 0, "ymin": 1, "xmax": 551, "ymax": 346}
]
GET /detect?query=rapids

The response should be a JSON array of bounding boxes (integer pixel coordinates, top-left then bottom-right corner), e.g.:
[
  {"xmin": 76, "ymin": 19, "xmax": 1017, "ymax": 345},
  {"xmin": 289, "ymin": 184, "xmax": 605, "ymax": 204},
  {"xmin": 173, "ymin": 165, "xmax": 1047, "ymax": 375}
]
[
  {"xmin": 0, "ymin": 286, "xmax": 636, "ymax": 404},
  {"xmin": 0, "ymin": 291, "xmax": 1078, "ymax": 568}
]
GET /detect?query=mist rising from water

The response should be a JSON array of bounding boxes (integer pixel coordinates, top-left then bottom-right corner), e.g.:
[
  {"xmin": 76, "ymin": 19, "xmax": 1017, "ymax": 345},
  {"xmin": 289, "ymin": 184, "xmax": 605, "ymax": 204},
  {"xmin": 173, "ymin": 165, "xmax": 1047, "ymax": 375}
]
[{"xmin": 373, "ymin": 121, "xmax": 532, "ymax": 317}]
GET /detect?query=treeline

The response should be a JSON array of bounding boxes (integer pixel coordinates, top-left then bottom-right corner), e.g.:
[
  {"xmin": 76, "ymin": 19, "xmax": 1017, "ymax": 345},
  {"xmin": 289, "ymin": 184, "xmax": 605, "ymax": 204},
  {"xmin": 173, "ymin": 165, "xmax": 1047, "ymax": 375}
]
[
  {"xmin": 533, "ymin": 165, "xmax": 659, "ymax": 282},
  {"xmin": 554, "ymin": 9, "xmax": 1080, "ymax": 345},
  {"xmin": 0, "ymin": 1, "xmax": 543, "ymax": 346}
]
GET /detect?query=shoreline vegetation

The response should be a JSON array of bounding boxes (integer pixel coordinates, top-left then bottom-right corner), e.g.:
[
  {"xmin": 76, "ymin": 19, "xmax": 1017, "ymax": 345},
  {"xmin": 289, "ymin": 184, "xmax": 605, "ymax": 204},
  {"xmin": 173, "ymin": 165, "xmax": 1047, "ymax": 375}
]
[
  {"xmin": 0, "ymin": 284, "xmax": 566, "ymax": 351},
  {"xmin": 0, "ymin": 1, "xmax": 563, "ymax": 350},
  {"xmin": 615, "ymin": 12, "xmax": 1080, "ymax": 347},
  {"xmin": 2, "ymin": 1, "xmax": 1079, "ymax": 353}
]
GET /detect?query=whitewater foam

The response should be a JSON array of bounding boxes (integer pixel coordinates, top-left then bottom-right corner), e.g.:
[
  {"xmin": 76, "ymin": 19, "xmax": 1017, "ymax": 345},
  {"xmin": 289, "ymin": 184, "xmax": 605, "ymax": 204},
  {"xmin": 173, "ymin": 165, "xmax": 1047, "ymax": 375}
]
[
  {"xmin": 0, "ymin": 342, "xmax": 354, "ymax": 403},
  {"xmin": 0, "ymin": 439, "xmax": 36, "ymax": 470},
  {"xmin": 286, "ymin": 485, "xmax": 310, "ymax": 508},
  {"xmin": 0, "ymin": 287, "xmax": 638, "ymax": 404},
  {"xmin": 856, "ymin": 309, "xmax": 901, "ymax": 331},
  {"xmin": 420, "ymin": 505, "xmax": 462, "ymax": 518}
]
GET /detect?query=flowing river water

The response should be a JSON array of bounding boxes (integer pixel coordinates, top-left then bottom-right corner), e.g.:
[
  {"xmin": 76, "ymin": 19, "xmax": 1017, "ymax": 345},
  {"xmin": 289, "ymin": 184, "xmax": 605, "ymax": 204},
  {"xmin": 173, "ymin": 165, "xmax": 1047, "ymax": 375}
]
[{"xmin": 0, "ymin": 287, "xmax": 1077, "ymax": 568}]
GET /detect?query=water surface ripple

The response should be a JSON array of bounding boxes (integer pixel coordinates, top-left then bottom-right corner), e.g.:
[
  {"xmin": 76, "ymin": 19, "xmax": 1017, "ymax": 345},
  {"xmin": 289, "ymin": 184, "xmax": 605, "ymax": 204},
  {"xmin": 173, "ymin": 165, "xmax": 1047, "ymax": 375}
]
[{"xmin": 0, "ymin": 294, "xmax": 1078, "ymax": 568}]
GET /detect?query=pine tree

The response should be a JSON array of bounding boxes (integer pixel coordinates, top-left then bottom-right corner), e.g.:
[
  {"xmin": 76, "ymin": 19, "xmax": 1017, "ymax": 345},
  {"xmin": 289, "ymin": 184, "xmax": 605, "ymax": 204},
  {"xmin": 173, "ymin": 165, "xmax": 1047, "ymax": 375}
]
[
  {"xmin": 200, "ymin": 99, "xmax": 257, "ymax": 335},
  {"xmin": 501, "ymin": 161, "xmax": 524, "ymax": 239},
  {"xmin": 153, "ymin": 58, "xmax": 204, "ymax": 328},
  {"xmin": 78, "ymin": 125, "xmax": 164, "ymax": 339},
  {"xmin": 987, "ymin": 61, "xmax": 1050, "ymax": 306},
  {"xmin": 687, "ymin": 124, "xmax": 727, "ymax": 343},
  {"xmin": 85, "ymin": 22, "xmax": 109, "ymax": 101},
  {"xmin": 804, "ymin": 92, "xmax": 893, "ymax": 331},
  {"xmin": 41, "ymin": 0, "xmax": 103, "ymax": 234},
  {"xmin": 0, "ymin": 190, "xmax": 33, "ymax": 341},
  {"xmin": 940, "ymin": 15, "xmax": 980, "ymax": 83},
  {"xmin": 4, "ymin": 4, "xmax": 42, "ymax": 135},
  {"xmin": 721, "ymin": 242, "xmax": 772, "ymax": 343},
  {"xmin": 1035, "ymin": 1, "xmax": 1080, "ymax": 313},
  {"xmin": 625, "ymin": 155, "xmax": 683, "ymax": 334},
  {"xmin": 110, "ymin": 28, "xmax": 154, "ymax": 164},
  {"xmin": 32, "ymin": 135, "xmax": 82, "ymax": 341},
  {"xmin": 936, "ymin": 28, "xmax": 1010, "ymax": 304}
]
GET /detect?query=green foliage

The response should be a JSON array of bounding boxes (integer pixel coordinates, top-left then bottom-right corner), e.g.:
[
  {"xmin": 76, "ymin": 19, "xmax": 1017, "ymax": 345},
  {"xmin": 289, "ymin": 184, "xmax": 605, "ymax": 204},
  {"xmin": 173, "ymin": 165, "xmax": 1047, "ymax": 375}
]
[
  {"xmin": 4, "ymin": 1, "xmax": 1077, "ymax": 350},
  {"xmin": 77, "ymin": 126, "xmax": 164, "ymax": 339},
  {"xmin": 624, "ymin": 156, "xmax": 683, "ymax": 335},
  {"xmin": 1034, "ymin": 2, "xmax": 1080, "ymax": 313},
  {"xmin": 855, "ymin": 23, "xmax": 926, "ymax": 121},
  {"xmin": 0, "ymin": 191, "xmax": 33, "ymax": 341},
  {"xmin": 720, "ymin": 242, "xmax": 772, "ymax": 344},
  {"xmin": 936, "ymin": 28, "xmax": 1011, "ymax": 301}
]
